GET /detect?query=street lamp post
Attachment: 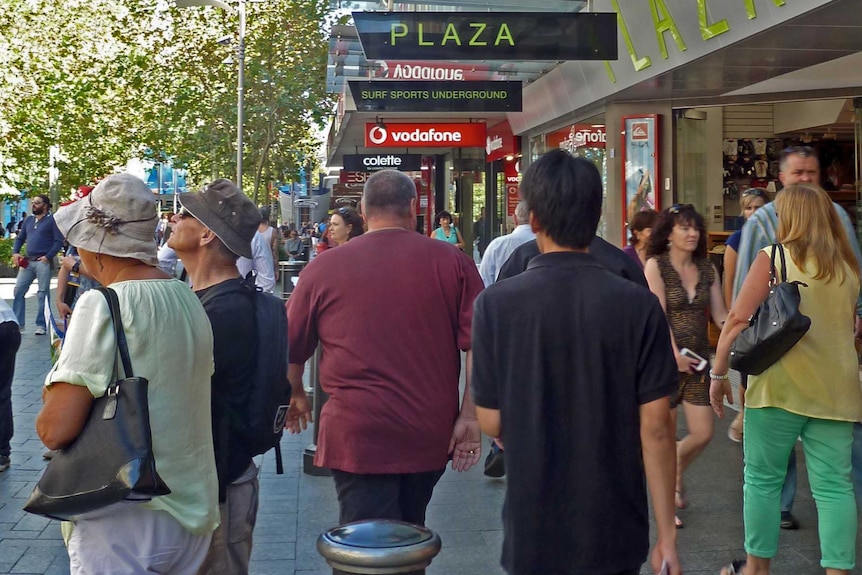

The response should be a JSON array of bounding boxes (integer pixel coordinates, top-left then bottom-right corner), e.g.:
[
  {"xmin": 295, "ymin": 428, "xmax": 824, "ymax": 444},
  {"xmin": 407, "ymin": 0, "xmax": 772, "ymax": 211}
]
[{"xmin": 175, "ymin": 0, "xmax": 246, "ymax": 192}]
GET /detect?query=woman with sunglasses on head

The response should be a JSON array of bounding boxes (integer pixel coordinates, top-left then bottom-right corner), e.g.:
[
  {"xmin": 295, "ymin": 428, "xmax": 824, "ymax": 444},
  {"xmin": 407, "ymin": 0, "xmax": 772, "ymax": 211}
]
[
  {"xmin": 430, "ymin": 210, "xmax": 465, "ymax": 250},
  {"xmin": 723, "ymin": 188, "xmax": 769, "ymax": 443},
  {"xmin": 644, "ymin": 204, "xmax": 729, "ymax": 529},
  {"xmin": 711, "ymin": 184, "xmax": 861, "ymax": 575},
  {"xmin": 329, "ymin": 206, "xmax": 364, "ymax": 247}
]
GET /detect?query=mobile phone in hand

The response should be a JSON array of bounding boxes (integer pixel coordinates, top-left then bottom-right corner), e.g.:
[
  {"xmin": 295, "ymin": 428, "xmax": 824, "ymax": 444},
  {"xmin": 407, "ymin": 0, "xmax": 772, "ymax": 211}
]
[
  {"xmin": 679, "ymin": 347, "xmax": 707, "ymax": 372},
  {"xmin": 657, "ymin": 559, "xmax": 669, "ymax": 575}
]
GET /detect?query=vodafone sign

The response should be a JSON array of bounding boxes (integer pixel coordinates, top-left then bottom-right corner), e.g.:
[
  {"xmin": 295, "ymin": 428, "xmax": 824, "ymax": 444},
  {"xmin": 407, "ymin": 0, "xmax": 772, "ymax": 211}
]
[{"xmin": 365, "ymin": 123, "xmax": 486, "ymax": 148}]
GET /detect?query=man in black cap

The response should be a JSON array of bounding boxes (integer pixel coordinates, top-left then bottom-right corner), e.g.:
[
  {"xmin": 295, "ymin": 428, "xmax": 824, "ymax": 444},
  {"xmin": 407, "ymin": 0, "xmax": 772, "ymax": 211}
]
[
  {"xmin": 11, "ymin": 194, "xmax": 63, "ymax": 334},
  {"xmin": 168, "ymin": 179, "xmax": 278, "ymax": 574}
]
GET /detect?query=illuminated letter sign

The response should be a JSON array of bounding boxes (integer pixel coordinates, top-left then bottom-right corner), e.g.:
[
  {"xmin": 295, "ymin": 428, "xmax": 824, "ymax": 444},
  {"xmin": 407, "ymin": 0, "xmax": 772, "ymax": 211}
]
[
  {"xmin": 364, "ymin": 123, "xmax": 487, "ymax": 148},
  {"xmin": 343, "ymin": 154, "xmax": 422, "ymax": 172},
  {"xmin": 349, "ymin": 81, "xmax": 522, "ymax": 113},
  {"xmin": 354, "ymin": 12, "xmax": 618, "ymax": 61}
]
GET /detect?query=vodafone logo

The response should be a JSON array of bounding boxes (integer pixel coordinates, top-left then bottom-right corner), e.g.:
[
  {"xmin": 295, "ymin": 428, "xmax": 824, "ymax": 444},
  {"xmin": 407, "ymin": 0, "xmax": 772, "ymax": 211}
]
[
  {"xmin": 368, "ymin": 126, "xmax": 388, "ymax": 145},
  {"xmin": 485, "ymin": 135, "xmax": 503, "ymax": 156},
  {"xmin": 365, "ymin": 123, "xmax": 485, "ymax": 148}
]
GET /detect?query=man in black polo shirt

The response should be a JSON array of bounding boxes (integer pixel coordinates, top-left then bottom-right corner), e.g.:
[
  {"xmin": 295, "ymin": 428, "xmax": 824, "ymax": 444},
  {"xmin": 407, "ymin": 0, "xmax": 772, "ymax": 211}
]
[{"xmin": 472, "ymin": 150, "xmax": 680, "ymax": 575}]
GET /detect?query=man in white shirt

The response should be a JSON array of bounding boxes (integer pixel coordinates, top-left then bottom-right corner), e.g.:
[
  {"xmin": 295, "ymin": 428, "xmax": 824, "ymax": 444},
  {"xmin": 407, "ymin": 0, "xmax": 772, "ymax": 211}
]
[
  {"xmin": 237, "ymin": 231, "xmax": 276, "ymax": 293},
  {"xmin": 479, "ymin": 201, "xmax": 535, "ymax": 287}
]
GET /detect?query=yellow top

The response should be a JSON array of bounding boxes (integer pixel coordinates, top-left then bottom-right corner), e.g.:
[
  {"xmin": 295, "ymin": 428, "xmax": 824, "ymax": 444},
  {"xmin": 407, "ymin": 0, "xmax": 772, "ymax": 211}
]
[{"xmin": 747, "ymin": 245, "xmax": 862, "ymax": 422}]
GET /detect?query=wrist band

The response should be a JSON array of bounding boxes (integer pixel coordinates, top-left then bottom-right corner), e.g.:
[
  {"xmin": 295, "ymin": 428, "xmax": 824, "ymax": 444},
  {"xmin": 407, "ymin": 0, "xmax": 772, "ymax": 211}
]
[{"xmin": 709, "ymin": 370, "xmax": 729, "ymax": 380}]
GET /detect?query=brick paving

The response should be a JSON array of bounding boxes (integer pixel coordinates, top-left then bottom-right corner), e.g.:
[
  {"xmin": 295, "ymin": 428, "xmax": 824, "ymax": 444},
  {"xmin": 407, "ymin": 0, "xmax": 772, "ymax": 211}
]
[{"xmin": 1, "ymin": 278, "xmax": 861, "ymax": 574}]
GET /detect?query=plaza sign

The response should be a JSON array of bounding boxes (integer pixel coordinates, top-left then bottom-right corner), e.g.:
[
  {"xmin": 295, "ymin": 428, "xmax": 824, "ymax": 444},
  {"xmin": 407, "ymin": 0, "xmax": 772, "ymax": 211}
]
[
  {"xmin": 353, "ymin": 12, "xmax": 618, "ymax": 61},
  {"xmin": 365, "ymin": 123, "xmax": 486, "ymax": 148},
  {"xmin": 343, "ymin": 153, "xmax": 422, "ymax": 172},
  {"xmin": 349, "ymin": 81, "xmax": 522, "ymax": 113}
]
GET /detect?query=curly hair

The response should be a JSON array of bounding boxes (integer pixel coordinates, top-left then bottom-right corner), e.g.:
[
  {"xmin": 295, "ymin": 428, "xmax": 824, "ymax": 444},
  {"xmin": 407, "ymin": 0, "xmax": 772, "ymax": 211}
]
[
  {"xmin": 646, "ymin": 204, "xmax": 707, "ymax": 259},
  {"xmin": 627, "ymin": 209, "xmax": 658, "ymax": 247}
]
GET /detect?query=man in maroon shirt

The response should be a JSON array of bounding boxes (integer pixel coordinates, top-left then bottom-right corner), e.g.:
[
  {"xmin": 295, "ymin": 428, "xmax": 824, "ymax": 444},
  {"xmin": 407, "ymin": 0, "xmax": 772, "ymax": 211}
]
[{"xmin": 286, "ymin": 169, "xmax": 484, "ymax": 525}]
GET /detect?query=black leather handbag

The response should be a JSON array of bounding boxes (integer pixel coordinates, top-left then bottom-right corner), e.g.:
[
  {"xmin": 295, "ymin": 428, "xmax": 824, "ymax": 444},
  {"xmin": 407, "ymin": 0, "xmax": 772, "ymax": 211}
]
[
  {"xmin": 729, "ymin": 244, "xmax": 810, "ymax": 375},
  {"xmin": 23, "ymin": 287, "xmax": 170, "ymax": 521}
]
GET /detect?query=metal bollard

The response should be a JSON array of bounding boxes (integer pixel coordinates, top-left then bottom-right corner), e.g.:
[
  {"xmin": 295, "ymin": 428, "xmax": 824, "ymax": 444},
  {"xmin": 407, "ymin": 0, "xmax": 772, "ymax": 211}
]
[
  {"xmin": 317, "ymin": 520, "xmax": 442, "ymax": 575},
  {"xmin": 303, "ymin": 344, "xmax": 331, "ymax": 476}
]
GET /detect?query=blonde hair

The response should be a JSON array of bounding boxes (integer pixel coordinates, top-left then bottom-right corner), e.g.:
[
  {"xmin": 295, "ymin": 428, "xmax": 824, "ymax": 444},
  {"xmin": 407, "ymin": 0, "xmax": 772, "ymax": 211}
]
[
  {"xmin": 775, "ymin": 184, "xmax": 860, "ymax": 285},
  {"xmin": 739, "ymin": 190, "xmax": 767, "ymax": 216}
]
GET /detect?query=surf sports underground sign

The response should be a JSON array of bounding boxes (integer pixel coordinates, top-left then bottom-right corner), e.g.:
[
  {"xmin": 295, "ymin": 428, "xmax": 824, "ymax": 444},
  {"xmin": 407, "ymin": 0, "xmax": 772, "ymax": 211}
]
[
  {"xmin": 349, "ymin": 81, "xmax": 522, "ymax": 113},
  {"xmin": 353, "ymin": 12, "xmax": 618, "ymax": 61}
]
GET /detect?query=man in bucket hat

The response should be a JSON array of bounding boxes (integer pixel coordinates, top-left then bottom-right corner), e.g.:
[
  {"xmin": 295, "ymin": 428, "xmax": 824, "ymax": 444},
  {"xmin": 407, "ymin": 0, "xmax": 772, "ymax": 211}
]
[{"xmin": 168, "ymin": 178, "xmax": 279, "ymax": 574}]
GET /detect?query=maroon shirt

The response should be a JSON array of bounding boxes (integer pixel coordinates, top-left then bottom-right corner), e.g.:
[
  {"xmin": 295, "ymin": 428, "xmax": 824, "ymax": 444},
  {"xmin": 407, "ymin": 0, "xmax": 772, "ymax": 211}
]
[{"xmin": 288, "ymin": 228, "xmax": 484, "ymax": 474}]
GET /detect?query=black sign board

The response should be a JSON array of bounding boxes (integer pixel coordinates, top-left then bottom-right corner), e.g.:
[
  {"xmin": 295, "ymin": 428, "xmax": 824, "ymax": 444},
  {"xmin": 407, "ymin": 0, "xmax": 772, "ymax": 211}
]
[
  {"xmin": 349, "ymin": 80, "xmax": 522, "ymax": 113},
  {"xmin": 343, "ymin": 153, "xmax": 422, "ymax": 172},
  {"xmin": 353, "ymin": 12, "xmax": 617, "ymax": 61}
]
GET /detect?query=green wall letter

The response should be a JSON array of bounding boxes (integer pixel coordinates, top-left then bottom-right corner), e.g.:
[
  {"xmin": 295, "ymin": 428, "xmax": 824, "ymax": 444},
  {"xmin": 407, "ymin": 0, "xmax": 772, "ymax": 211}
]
[
  {"xmin": 612, "ymin": 0, "xmax": 651, "ymax": 72},
  {"xmin": 697, "ymin": 0, "xmax": 729, "ymax": 40},
  {"xmin": 649, "ymin": 0, "xmax": 687, "ymax": 58},
  {"xmin": 745, "ymin": 0, "xmax": 787, "ymax": 20}
]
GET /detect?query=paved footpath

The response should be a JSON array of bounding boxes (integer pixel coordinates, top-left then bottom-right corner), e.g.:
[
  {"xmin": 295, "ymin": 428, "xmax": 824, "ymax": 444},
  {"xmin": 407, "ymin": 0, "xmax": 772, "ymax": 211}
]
[{"xmin": 1, "ymin": 278, "xmax": 860, "ymax": 574}]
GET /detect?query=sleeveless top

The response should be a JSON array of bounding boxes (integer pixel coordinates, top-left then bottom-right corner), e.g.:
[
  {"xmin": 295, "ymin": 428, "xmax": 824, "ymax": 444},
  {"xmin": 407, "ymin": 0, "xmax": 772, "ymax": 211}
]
[
  {"xmin": 747, "ymin": 245, "xmax": 862, "ymax": 422},
  {"xmin": 433, "ymin": 225, "xmax": 459, "ymax": 246},
  {"xmin": 657, "ymin": 253, "xmax": 715, "ymax": 395}
]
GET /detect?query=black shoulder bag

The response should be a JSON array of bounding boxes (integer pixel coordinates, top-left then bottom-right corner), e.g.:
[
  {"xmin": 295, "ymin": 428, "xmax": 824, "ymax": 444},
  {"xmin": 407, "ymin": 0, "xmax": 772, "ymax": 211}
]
[
  {"xmin": 24, "ymin": 287, "xmax": 170, "ymax": 521},
  {"xmin": 729, "ymin": 244, "xmax": 810, "ymax": 376}
]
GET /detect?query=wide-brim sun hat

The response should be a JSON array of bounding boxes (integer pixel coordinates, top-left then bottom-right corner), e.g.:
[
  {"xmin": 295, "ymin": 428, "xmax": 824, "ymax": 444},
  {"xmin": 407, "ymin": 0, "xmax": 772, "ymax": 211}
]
[
  {"xmin": 54, "ymin": 173, "xmax": 160, "ymax": 267},
  {"xmin": 178, "ymin": 178, "xmax": 258, "ymax": 259}
]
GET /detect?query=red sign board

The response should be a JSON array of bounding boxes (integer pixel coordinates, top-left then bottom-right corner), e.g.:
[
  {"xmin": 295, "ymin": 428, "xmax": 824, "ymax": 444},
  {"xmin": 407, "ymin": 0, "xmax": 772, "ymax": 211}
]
[
  {"xmin": 504, "ymin": 158, "xmax": 521, "ymax": 217},
  {"xmin": 372, "ymin": 60, "xmax": 497, "ymax": 81},
  {"xmin": 339, "ymin": 170, "xmax": 371, "ymax": 185},
  {"xmin": 485, "ymin": 120, "xmax": 520, "ymax": 163},
  {"xmin": 365, "ymin": 123, "xmax": 486, "ymax": 148},
  {"xmin": 546, "ymin": 124, "xmax": 607, "ymax": 152}
]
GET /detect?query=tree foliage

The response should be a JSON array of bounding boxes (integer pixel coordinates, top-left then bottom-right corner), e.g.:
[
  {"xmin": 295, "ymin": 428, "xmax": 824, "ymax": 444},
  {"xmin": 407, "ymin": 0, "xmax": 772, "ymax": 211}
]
[{"xmin": 0, "ymin": 0, "xmax": 332, "ymax": 205}]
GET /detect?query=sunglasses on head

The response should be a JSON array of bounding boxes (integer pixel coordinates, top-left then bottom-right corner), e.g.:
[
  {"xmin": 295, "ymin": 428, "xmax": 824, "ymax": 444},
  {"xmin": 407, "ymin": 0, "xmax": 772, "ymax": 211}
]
[
  {"xmin": 336, "ymin": 207, "xmax": 351, "ymax": 216},
  {"xmin": 781, "ymin": 146, "xmax": 816, "ymax": 158},
  {"xmin": 743, "ymin": 188, "xmax": 768, "ymax": 199},
  {"xmin": 668, "ymin": 203, "xmax": 693, "ymax": 214}
]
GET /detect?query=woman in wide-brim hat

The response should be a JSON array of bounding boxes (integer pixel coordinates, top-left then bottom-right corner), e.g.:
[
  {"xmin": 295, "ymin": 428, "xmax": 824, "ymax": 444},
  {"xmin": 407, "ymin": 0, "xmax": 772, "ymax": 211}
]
[{"xmin": 35, "ymin": 173, "xmax": 220, "ymax": 573}]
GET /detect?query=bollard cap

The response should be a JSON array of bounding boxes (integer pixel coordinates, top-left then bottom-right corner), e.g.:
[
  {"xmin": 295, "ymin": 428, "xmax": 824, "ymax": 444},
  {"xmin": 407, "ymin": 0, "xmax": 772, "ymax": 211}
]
[{"xmin": 317, "ymin": 519, "xmax": 442, "ymax": 573}]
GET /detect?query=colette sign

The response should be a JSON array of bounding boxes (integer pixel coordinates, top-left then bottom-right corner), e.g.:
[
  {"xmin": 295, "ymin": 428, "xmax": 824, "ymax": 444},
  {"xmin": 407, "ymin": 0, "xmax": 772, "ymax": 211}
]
[
  {"xmin": 343, "ymin": 153, "xmax": 422, "ymax": 172},
  {"xmin": 365, "ymin": 123, "xmax": 486, "ymax": 148}
]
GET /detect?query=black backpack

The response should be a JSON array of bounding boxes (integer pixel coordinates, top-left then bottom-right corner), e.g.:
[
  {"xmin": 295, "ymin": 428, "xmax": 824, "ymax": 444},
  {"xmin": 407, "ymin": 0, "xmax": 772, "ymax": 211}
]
[{"xmin": 200, "ymin": 279, "xmax": 291, "ymax": 474}]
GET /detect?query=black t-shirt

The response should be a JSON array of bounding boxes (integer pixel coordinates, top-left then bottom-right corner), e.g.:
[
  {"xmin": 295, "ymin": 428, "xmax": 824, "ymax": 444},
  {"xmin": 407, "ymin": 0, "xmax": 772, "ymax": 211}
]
[
  {"xmin": 472, "ymin": 252, "xmax": 677, "ymax": 575},
  {"xmin": 197, "ymin": 278, "xmax": 257, "ymax": 497},
  {"xmin": 498, "ymin": 236, "xmax": 647, "ymax": 287}
]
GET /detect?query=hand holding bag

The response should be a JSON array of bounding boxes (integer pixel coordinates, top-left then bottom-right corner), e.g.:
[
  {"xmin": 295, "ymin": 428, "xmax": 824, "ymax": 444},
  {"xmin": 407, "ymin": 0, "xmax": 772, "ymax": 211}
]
[
  {"xmin": 24, "ymin": 287, "xmax": 170, "ymax": 521},
  {"xmin": 729, "ymin": 244, "xmax": 810, "ymax": 375}
]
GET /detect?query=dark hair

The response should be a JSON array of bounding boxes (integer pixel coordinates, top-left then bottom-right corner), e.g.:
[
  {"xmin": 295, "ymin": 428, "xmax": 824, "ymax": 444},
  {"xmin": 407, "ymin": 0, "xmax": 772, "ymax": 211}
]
[
  {"xmin": 520, "ymin": 150, "xmax": 602, "ymax": 249},
  {"xmin": 363, "ymin": 170, "xmax": 416, "ymax": 219},
  {"xmin": 259, "ymin": 206, "xmax": 270, "ymax": 224},
  {"xmin": 36, "ymin": 194, "xmax": 51, "ymax": 209},
  {"xmin": 333, "ymin": 206, "xmax": 364, "ymax": 240},
  {"xmin": 628, "ymin": 209, "xmax": 658, "ymax": 246},
  {"xmin": 646, "ymin": 204, "xmax": 707, "ymax": 259},
  {"xmin": 434, "ymin": 210, "xmax": 454, "ymax": 227}
]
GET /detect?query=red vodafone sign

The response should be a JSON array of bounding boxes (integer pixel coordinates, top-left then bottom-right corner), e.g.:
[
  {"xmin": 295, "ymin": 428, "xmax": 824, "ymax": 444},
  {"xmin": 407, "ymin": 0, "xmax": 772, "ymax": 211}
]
[{"xmin": 365, "ymin": 123, "xmax": 486, "ymax": 148}]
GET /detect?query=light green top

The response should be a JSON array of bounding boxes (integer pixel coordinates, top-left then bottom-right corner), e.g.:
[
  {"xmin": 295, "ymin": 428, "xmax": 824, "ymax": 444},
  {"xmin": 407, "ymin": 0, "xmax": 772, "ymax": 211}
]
[
  {"xmin": 747, "ymin": 245, "xmax": 862, "ymax": 422},
  {"xmin": 46, "ymin": 280, "xmax": 219, "ymax": 534}
]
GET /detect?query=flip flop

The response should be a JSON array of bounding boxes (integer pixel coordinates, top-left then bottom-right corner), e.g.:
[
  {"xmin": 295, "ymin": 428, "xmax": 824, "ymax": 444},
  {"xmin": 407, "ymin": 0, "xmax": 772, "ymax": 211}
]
[
  {"xmin": 719, "ymin": 559, "xmax": 746, "ymax": 575},
  {"xmin": 674, "ymin": 515, "xmax": 684, "ymax": 529}
]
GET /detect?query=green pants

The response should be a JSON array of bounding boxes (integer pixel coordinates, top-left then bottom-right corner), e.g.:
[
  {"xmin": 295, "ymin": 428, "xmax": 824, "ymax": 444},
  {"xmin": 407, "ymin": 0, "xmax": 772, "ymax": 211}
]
[{"xmin": 744, "ymin": 407, "xmax": 856, "ymax": 570}]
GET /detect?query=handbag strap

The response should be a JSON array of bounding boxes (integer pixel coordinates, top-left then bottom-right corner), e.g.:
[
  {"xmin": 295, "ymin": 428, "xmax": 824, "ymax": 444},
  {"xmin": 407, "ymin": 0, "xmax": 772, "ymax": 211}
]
[
  {"xmin": 98, "ymin": 287, "xmax": 135, "ymax": 380},
  {"xmin": 769, "ymin": 243, "xmax": 789, "ymax": 286}
]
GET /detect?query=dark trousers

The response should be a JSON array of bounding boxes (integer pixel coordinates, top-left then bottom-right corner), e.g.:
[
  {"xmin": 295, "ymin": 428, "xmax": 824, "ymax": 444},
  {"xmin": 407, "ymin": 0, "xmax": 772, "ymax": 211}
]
[
  {"xmin": 0, "ymin": 321, "xmax": 22, "ymax": 456},
  {"xmin": 331, "ymin": 468, "xmax": 446, "ymax": 526}
]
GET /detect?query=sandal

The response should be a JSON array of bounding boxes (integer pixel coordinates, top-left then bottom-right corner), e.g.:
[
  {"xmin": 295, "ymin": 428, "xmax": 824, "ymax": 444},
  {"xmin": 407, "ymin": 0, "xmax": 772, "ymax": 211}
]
[
  {"xmin": 719, "ymin": 559, "xmax": 746, "ymax": 575},
  {"xmin": 674, "ymin": 515, "xmax": 684, "ymax": 529},
  {"xmin": 675, "ymin": 489, "xmax": 688, "ymax": 509}
]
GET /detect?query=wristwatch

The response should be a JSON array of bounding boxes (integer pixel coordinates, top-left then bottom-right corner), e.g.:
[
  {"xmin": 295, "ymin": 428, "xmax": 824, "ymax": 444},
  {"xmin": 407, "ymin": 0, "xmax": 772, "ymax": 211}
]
[{"xmin": 71, "ymin": 259, "xmax": 81, "ymax": 274}]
